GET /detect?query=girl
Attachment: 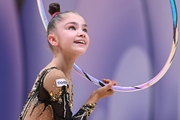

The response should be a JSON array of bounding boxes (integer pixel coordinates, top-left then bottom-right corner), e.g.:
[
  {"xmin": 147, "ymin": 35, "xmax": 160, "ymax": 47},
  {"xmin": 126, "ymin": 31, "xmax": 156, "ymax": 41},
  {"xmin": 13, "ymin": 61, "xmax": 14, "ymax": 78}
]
[{"xmin": 19, "ymin": 3, "xmax": 117, "ymax": 120}]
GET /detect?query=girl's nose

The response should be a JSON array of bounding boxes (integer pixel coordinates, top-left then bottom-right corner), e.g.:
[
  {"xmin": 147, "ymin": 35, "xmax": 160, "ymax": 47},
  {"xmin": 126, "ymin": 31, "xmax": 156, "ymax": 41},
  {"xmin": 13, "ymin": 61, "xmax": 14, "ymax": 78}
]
[
  {"xmin": 77, "ymin": 28, "xmax": 87, "ymax": 37},
  {"xmin": 77, "ymin": 31, "xmax": 86, "ymax": 38}
]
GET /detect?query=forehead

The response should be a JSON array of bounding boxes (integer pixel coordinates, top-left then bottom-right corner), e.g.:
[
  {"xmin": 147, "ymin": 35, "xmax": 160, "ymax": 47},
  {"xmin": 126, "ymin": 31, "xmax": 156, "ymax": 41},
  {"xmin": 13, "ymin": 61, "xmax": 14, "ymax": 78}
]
[{"xmin": 60, "ymin": 13, "xmax": 86, "ymax": 25}]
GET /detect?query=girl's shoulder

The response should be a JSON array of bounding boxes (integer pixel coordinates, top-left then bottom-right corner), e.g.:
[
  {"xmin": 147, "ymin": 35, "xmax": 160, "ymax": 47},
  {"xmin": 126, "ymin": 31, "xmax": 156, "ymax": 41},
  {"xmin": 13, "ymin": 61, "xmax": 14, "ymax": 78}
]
[{"xmin": 42, "ymin": 67, "xmax": 68, "ymax": 89}]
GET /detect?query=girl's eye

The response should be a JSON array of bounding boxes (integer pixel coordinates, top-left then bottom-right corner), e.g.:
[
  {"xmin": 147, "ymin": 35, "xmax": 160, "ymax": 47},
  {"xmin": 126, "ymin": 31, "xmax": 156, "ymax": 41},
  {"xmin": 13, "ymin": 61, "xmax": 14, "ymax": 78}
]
[
  {"xmin": 69, "ymin": 26, "xmax": 76, "ymax": 30},
  {"xmin": 83, "ymin": 28, "xmax": 88, "ymax": 33}
]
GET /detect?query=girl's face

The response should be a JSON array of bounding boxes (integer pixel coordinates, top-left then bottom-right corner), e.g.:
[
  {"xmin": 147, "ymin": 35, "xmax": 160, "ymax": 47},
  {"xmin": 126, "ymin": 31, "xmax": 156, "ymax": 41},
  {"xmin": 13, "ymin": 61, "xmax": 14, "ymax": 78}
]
[{"xmin": 53, "ymin": 13, "xmax": 90, "ymax": 56}]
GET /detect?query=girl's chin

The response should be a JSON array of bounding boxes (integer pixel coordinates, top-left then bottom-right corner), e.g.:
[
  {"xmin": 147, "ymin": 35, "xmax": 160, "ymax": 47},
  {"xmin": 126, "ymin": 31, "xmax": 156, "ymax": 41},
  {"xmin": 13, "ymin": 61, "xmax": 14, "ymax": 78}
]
[
  {"xmin": 74, "ymin": 50, "xmax": 86, "ymax": 56},
  {"xmin": 73, "ymin": 48, "xmax": 87, "ymax": 54}
]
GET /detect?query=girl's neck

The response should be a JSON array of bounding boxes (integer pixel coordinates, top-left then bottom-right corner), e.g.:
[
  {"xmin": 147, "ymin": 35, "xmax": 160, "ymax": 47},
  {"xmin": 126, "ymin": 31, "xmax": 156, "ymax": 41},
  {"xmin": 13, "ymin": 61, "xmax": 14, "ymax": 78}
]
[{"xmin": 48, "ymin": 53, "xmax": 77, "ymax": 79}]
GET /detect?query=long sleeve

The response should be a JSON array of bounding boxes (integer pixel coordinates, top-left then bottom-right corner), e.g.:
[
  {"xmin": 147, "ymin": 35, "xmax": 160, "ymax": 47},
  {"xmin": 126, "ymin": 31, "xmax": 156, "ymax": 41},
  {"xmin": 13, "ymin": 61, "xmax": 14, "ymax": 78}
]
[
  {"xmin": 50, "ymin": 85, "xmax": 96, "ymax": 120},
  {"xmin": 43, "ymin": 69, "xmax": 96, "ymax": 120}
]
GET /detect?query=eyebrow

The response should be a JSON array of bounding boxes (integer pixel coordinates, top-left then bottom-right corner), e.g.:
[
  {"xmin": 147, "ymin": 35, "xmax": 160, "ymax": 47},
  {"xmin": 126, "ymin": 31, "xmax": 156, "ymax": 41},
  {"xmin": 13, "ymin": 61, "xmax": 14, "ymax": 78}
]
[{"xmin": 65, "ymin": 22, "xmax": 88, "ymax": 27}]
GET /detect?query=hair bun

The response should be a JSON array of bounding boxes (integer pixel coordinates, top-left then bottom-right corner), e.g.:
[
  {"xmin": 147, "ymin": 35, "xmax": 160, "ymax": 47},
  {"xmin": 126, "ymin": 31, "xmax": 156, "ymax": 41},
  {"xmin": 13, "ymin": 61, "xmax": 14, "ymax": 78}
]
[{"xmin": 48, "ymin": 3, "xmax": 60, "ymax": 16}]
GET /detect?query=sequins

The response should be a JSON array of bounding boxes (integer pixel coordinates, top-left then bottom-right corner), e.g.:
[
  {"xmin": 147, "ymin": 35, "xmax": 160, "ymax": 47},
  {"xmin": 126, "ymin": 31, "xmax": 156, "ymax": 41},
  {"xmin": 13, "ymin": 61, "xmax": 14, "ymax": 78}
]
[
  {"xmin": 18, "ymin": 67, "xmax": 57, "ymax": 120},
  {"xmin": 19, "ymin": 67, "xmax": 78, "ymax": 120},
  {"xmin": 49, "ymin": 90, "xmax": 63, "ymax": 103},
  {"xmin": 49, "ymin": 84, "xmax": 74, "ymax": 108},
  {"xmin": 81, "ymin": 103, "xmax": 96, "ymax": 116}
]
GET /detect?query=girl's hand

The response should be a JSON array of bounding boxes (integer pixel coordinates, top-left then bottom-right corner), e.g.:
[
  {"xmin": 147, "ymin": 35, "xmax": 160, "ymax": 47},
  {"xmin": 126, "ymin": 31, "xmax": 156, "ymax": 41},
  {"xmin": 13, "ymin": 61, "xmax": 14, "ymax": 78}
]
[
  {"xmin": 86, "ymin": 79, "xmax": 118, "ymax": 104},
  {"xmin": 94, "ymin": 79, "xmax": 118, "ymax": 99}
]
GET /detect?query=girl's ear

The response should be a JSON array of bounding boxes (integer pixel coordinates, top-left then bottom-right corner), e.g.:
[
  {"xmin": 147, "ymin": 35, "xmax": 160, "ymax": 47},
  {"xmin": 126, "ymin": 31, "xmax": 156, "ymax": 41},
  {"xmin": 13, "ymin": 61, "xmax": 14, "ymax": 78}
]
[{"xmin": 48, "ymin": 34, "xmax": 59, "ymax": 46}]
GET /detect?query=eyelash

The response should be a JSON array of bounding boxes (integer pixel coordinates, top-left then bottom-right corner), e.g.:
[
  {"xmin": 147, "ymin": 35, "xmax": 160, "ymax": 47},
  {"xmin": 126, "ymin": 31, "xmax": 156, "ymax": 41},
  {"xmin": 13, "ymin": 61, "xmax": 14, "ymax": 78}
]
[
  {"xmin": 83, "ymin": 28, "xmax": 88, "ymax": 33},
  {"xmin": 69, "ymin": 26, "xmax": 76, "ymax": 30},
  {"xmin": 68, "ymin": 26, "xmax": 88, "ymax": 33}
]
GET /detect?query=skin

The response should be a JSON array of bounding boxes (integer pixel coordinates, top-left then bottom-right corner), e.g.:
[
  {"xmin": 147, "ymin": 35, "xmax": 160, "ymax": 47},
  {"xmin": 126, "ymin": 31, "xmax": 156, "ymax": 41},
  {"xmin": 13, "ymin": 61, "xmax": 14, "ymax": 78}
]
[{"xmin": 45, "ymin": 12, "xmax": 117, "ymax": 104}]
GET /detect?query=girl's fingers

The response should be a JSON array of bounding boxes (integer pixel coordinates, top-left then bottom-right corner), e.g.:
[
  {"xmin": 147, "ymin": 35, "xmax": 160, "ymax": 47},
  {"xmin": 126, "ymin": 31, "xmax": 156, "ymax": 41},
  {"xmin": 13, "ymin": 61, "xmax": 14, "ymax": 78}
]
[
  {"xmin": 112, "ymin": 80, "xmax": 118, "ymax": 86},
  {"xmin": 102, "ymin": 79, "xmax": 111, "ymax": 84},
  {"xmin": 103, "ymin": 82, "xmax": 112, "ymax": 89},
  {"xmin": 102, "ymin": 79, "xmax": 118, "ymax": 86}
]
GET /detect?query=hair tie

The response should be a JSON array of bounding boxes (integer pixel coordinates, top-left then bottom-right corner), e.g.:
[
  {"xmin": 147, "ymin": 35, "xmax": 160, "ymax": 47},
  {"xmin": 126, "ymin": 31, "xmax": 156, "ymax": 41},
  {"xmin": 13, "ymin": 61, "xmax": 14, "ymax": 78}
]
[{"xmin": 52, "ymin": 12, "xmax": 60, "ymax": 18}]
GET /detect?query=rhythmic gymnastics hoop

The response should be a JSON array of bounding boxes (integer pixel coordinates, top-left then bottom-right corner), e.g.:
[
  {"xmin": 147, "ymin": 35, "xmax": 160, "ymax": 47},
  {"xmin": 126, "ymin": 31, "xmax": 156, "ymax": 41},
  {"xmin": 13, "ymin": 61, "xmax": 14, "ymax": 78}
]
[{"xmin": 37, "ymin": 0, "xmax": 178, "ymax": 92}]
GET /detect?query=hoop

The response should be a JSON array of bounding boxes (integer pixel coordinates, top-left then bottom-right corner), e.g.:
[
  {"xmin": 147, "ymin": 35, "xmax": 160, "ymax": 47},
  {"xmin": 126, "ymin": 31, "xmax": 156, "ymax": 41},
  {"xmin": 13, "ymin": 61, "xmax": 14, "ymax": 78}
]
[{"xmin": 37, "ymin": 0, "xmax": 178, "ymax": 92}]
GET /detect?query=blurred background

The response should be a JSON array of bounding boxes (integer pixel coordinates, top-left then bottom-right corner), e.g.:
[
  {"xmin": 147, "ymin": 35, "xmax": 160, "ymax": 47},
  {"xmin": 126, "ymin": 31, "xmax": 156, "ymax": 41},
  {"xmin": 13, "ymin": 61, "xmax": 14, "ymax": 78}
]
[{"xmin": 0, "ymin": 0, "xmax": 180, "ymax": 120}]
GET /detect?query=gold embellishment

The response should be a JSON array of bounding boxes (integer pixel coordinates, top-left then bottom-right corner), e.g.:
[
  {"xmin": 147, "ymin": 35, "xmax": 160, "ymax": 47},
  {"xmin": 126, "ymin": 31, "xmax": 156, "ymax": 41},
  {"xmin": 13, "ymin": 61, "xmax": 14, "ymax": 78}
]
[
  {"xmin": 50, "ymin": 90, "xmax": 63, "ymax": 103},
  {"xmin": 81, "ymin": 103, "xmax": 96, "ymax": 116}
]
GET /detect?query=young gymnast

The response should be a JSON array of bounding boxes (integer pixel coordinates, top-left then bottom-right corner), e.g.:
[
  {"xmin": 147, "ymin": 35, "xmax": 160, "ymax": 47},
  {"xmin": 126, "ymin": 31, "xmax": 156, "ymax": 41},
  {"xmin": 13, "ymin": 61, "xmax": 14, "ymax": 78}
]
[{"xmin": 19, "ymin": 3, "xmax": 117, "ymax": 120}]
